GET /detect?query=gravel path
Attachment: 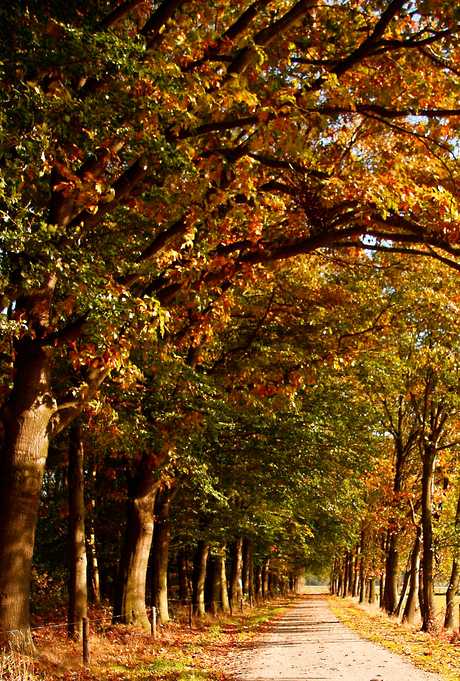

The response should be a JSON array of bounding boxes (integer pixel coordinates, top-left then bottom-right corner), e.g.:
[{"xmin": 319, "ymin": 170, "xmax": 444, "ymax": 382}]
[{"xmin": 229, "ymin": 595, "xmax": 445, "ymax": 681}]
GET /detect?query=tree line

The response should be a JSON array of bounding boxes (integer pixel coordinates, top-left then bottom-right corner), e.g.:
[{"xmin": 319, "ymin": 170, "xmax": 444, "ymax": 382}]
[{"xmin": 2, "ymin": 0, "xmax": 460, "ymax": 646}]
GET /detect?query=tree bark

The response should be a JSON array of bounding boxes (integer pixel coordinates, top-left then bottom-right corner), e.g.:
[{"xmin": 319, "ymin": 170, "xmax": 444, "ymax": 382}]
[
  {"xmin": 421, "ymin": 448, "xmax": 436, "ymax": 632},
  {"xmin": 384, "ymin": 528, "xmax": 399, "ymax": 614},
  {"xmin": 445, "ymin": 489, "xmax": 460, "ymax": 629},
  {"xmin": 86, "ymin": 491, "xmax": 101, "ymax": 605},
  {"xmin": 254, "ymin": 564, "xmax": 262, "ymax": 603},
  {"xmin": 206, "ymin": 553, "xmax": 222, "ymax": 613},
  {"xmin": 369, "ymin": 578, "xmax": 376, "ymax": 604},
  {"xmin": 242, "ymin": 538, "xmax": 253, "ymax": 600},
  {"xmin": 192, "ymin": 540, "xmax": 209, "ymax": 617},
  {"xmin": 402, "ymin": 524, "xmax": 422, "ymax": 624},
  {"xmin": 352, "ymin": 545, "xmax": 359, "ymax": 597},
  {"xmin": 229, "ymin": 538, "xmax": 244, "ymax": 608},
  {"xmin": 113, "ymin": 454, "xmax": 160, "ymax": 630},
  {"xmin": 151, "ymin": 487, "xmax": 176, "ymax": 624},
  {"xmin": 444, "ymin": 558, "xmax": 460, "ymax": 629},
  {"xmin": 68, "ymin": 424, "xmax": 87, "ymax": 640},
  {"xmin": 262, "ymin": 559, "xmax": 270, "ymax": 601},
  {"xmin": 0, "ymin": 339, "xmax": 55, "ymax": 646},
  {"xmin": 177, "ymin": 550, "xmax": 189, "ymax": 604},
  {"xmin": 220, "ymin": 551, "xmax": 230, "ymax": 612}
]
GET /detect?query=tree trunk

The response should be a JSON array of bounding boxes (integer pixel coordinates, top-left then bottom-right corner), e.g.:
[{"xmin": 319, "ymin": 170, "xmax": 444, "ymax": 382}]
[
  {"xmin": 384, "ymin": 529, "xmax": 399, "ymax": 614},
  {"xmin": 229, "ymin": 538, "xmax": 243, "ymax": 608},
  {"xmin": 396, "ymin": 569, "xmax": 410, "ymax": 617},
  {"xmin": 68, "ymin": 424, "xmax": 87, "ymax": 640},
  {"xmin": 342, "ymin": 551, "xmax": 348, "ymax": 598},
  {"xmin": 0, "ymin": 339, "xmax": 55, "ymax": 646},
  {"xmin": 369, "ymin": 578, "xmax": 376, "ymax": 604},
  {"xmin": 352, "ymin": 546, "xmax": 359, "ymax": 598},
  {"xmin": 206, "ymin": 553, "xmax": 222, "ymax": 613},
  {"xmin": 220, "ymin": 552, "xmax": 230, "ymax": 612},
  {"xmin": 177, "ymin": 551, "xmax": 189, "ymax": 604},
  {"xmin": 151, "ymin": 487, "xmax": 175, "ymax": 624},
  {"xmin": 445, "ymin": 489, "xmax": 460, "ymax": 629},
  {"xmin": 254, "ymin": 564, "xmax": 262, "ymax": 603},
  {"xmin": 262, "ymin": 560, "xmax": 270, "ymax": 601},
  {"xmin": 359, "ymin": 530, "xmax": 365, "ymax": 604},
  {"xmin": 242, "ymin": 538, "xmax": 252, "ymax": 600},
  {"xmin": 403, "ymin": 524, "xmax": 422, "ymax": 624},
  {"xmin": 113, "ymin": 454, "xmax": 160, "ymax": 630},
  {"xmin": 445, "ymin": 558, "xmax": 460, "ymax": 629},
  {"xmin": 192, "ymin": 540, "xmax": 209, "ymax": 617},
  {"xmin": 347, "ymin": 548, "xmax": 354, "ymax": 595},
  {"xmin": 87, "ymin": 467, "xmax": 101, "ymax": 605},
  {"xmin": 421, "ymin": 448, "xmax": 436, "ymax": 632}
]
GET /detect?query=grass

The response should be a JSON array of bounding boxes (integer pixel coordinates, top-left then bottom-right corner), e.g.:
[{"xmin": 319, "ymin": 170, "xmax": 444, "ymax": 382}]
[
  {"xmin": 331, "ymin": 594, "xmax": 460, "ymax": 681},
  {"xmin": 16, "ymin": 598, "xmax": 289, "ymax": 681}
]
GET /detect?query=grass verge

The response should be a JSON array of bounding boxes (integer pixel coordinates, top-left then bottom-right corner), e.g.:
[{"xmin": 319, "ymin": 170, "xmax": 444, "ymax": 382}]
[
  {"xmin": 11, "ymin": 599, "xmax": 289, "ymax": 681},
  {"xmin": 330, "ymin": 595, "xmax": 460, "ymax": 681}
]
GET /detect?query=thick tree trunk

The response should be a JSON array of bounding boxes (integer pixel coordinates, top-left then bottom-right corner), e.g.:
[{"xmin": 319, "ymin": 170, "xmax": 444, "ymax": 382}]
[
  {"xmin": 0, "ymin": 339, "xmax": 55, "ymax": 646},
  {"xmin": 68, "ymin": 424, "xmax": 87, "ymax": 640},
  {"xmin": 206, "ymin": 553, "xmax": 222, "ymax": 613},
  {"xmin": 113, "ymin": 455, "xmax": 159, "ymax": 630},
  {"xmin": 151, "ymin": 487, "xmax": 175, "ymax": 624},
  {"xmin": 192, "ymin": 541, "xmax": 209, "ymax": 617},
  {"xmin": 421, "ymin": 449, "xmax": 436, "ymax": 632},
  {"xmin": 229, "ymin": 538, "xmax": 244, "ymax": 608},
  {"xmin": 403, "ymin": 525, "xmax": 422, "ymax": 624}
]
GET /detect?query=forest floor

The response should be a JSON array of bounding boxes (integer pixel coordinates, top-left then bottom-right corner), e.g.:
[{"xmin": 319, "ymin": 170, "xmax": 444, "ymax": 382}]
[{"xmin": 4, "ymin": 592, "xmax": 460, "ymax": 680}]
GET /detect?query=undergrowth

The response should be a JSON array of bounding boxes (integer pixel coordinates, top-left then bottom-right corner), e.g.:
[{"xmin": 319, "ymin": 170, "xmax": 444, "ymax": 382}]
[{"xmin": 2, "ymin": 599, "xmax": 288, "ymax": 681}]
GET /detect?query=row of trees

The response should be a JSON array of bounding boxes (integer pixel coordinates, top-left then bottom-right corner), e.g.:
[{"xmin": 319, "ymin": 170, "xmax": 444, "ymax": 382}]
[
  {"xmin": 3, "ymin": 0, "xmax": 460, "ymax": 645},
  {"xmin": 331, "ymin": 261, "xmax": 460, "ymax": 632}
]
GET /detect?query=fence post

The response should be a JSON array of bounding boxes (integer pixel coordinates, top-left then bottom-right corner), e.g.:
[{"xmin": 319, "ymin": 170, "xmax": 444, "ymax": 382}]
[
  {"xmin": 229, "ymin": 600, "xmax": 233, "ymax": 617},
  {"xmin": 189, "ymin": 603, "xmax": 193, "ymax": 629},
  {"xmin": 83, "ymin": 617, "xmax": 90, "ymax": 665},
  {"xmin": 240, "ymin": 598, "xmax": 243, "ymax": 613}
]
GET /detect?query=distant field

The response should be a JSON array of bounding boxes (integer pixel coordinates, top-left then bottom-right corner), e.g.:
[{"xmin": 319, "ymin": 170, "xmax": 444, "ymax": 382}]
[
  {"xmin": 303, "ymin": 585, "xmax": 330, "ymax": 595},
  {"xmin": 305, "ymin": 584, "xmax": 460, "ymax": 626}
]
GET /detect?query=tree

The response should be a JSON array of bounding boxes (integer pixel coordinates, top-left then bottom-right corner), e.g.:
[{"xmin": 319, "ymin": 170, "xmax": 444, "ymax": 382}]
[{"xmin": 3, "ymin": 0, "xmax": 460, "ymax": 641}]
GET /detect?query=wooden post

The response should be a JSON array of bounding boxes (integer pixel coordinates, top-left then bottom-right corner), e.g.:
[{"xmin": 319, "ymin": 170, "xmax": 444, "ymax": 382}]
[
  {"xmin": 189, "ymin": 603, "xmax": 193, "ymax": 629},
  {"xmin": 229, "ymin": 600, "xmax": 233, "ymax": 617},
  {"xmin": 240, "ymin": 598, "xmax": 243, "ymax": 613},
  {"xmin": 83, "ymin": 617, "xmax": 90, "ymax": 665},
  {"xmin": 211, "ymin": 601, "xmax": 216, "ymax": 617},
  {"xmin": 152, "ymin": 606, "xmax": 157, "ymax": 641},
  {"xmin": 250, "ymin": 596, "xmax": 253, "ymax": 609}
]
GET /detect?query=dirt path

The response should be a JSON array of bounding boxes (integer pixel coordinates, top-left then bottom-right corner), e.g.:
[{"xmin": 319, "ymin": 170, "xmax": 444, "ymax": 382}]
[{"xmin": 228, "ymin": 595, "xmax": 444, "ymax": 681}]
